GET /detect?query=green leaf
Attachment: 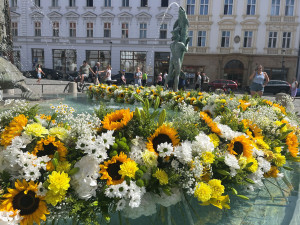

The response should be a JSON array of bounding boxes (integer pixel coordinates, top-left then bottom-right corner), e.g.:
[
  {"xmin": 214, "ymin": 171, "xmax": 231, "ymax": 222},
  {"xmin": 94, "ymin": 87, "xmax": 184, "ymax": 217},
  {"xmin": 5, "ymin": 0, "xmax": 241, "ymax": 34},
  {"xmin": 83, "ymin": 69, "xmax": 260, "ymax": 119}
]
[
  {"xmin": 133, "ymin": 94, "xmax": 144, "ymax": 103},
  {"xmin": 158, "ymin": 109, "xmax": 166, "ymax": 126},
  {"xmin": 68, "ymin": 167, "xmax": 80, "ymax": 176},
  {"xmin": 245, "ymin": 162, "xmax": 253, "ymax": 168},
  {"xmin": 216, "ymin": 169, "xmax": 230, "ymax": 176},
  {"xmin": 245, "ymin": 178, "xmax": 255, "ymax": 184},
  {"xmin": 236, "ymin": 195, "xmax": 249, "ymax": 200},
  {"xmin": 154, "ymin": 97, "xmax": 160, "ymax": 110},
  {"xmin": 283, "ymin": 166, "xmax": 293, "ymax": 171},
  {"xmin": 135, "ymin": 108, "xmax": 141, "ymax": 120},
  {"xmin": 231, "ymin": 188, "xmax": 238, "ymax": 195}
]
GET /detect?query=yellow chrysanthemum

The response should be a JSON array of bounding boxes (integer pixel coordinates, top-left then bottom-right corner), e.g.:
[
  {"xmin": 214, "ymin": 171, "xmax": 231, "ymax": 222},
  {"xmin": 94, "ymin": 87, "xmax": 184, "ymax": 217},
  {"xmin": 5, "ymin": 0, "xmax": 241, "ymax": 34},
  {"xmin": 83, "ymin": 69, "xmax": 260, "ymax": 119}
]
[
  {"xmin": 153, "ymin": 169, "xmax": 168, "ymax": 185},
  {"xmin": 254, "ymin": 138, "xmax": 270, "ymax": 150},
  {"xmin": 56, "ymin": 161, "xmax": 71, "ymax": 173},
  {"xmin": 100, "ymin": 152, "xmax": 131, "ymax": 185},
  {"xmin": 146, "ymin": 124, "xmax": 180, "ymax": 155},
  {"xmin": 49, "ymin": 127, "xmax": 68, "ymax": 140},
  {"xmin": 238, "ymin": 100, "xmax": 251, "ymax": 111},
  {"xmin": 246, "ymin": 158, "xmax": 258, "ymax": 173},
  {"xmin": 119, "ymin": 160, "xmax": 139, "ymax": 178},
  {"xmin": 142, "ymin": 150, "xmax": 158, "ymax": 167},
  {"xmin": 0, "ymin": 179, "xmax": 49, "ymax": 225},
  {"xmin": 274, "ymin": 153, "xmax": 286, "ymax": 167},
  {"xmin": 208, "ymin": 179, "xmax": 225, "ymax": 199},
  {"xmin": 263, "ymin": 150, "xmax": 275, "ymax": 161},
  {"xmin": 238, "ymin": 156, "xmax": 248, "ymax": 169},
  {"xmin": 194, "ymin": 182, "xmax": 212, "ymax": 202},
  {"xmin": 200, "ymin": 111, "xmax": 222, "ymax": 135},
  {"xmin": 227, "ymin": 135, "xmax": 253, "ymax": 158},
  {"xmin": 102, "ymin": 108, "xmax": 133, "ymax": 130},
  {"xmin": 33, "ymin": 136, "xmax": 68, "ymax": 171},
  {"xmin": 286, "ymin": 132, "xmax": 299, "ymax": 157},
  {"xmin": 45, "ymin": 190, "xmax": 65, "ymax": 206},
  {"xmin": 275, "ymin": 121, "xmax": 288, "ymax": 133},
  {"xmin": 264, "ymin": 166, "xmax": 279, "ymax": 178},
  {"xmin": 208, "ymin": 133, "xmax": 220, "ymax": 147},
  {"xmin": 202, "ymin": 152, "xmax": 215, "ymax": 164},
  {"xmin": 274, "ymin": 147, "xmax": 282, "ymax": 153},
  {"xmin": 24, "ymin": 123, "xmax": 49, "ymax": 137},
  {"xmin": 0, "ymin": 114, "xmax": 28, "ymax": 147},
  {"xmin": 48, "ymin": 171, "xmax": 70, "ymax": 194}
]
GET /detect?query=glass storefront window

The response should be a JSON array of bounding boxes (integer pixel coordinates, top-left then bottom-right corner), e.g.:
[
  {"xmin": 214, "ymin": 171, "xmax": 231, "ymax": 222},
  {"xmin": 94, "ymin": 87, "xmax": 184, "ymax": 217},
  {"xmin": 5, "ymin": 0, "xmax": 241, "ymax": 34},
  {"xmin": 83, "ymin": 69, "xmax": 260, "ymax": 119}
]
[
  {"xmin": 32, "ymin": 48, "xmax": 44, "ymax": 69},
  {"xmin": 120, "ymin": 51, "xmax": 147, "ymax": 73},
  {"xmin": 53, "ymin": 49, "xmax": 77, "ymax": 73},
  {"xmin": 86, "ymin": 50, "xmax": 111, "ymax": 70},
  {"xmin": 154, "ymin": 52, "xmax": 170, "ymax": 79}
]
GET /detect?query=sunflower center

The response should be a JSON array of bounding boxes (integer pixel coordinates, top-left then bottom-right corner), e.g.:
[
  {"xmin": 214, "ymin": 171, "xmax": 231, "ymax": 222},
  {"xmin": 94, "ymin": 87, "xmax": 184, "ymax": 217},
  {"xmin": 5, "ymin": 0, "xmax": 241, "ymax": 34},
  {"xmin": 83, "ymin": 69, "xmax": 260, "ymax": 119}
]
[
  {"xmin": 152, "ymin": 134, "xmax": 172, "ymax": 153},
  {"xmin": 107, "ymin": 161, "xmax": 122, "ymax": 181},
  {"xmin": 234, "ymin": 142, "xmax": 244, "ymax": 155},
  {"xmin": 13, "ymin": 190, "xmax": 40, "ymax": 216},
  {"xmin": 37, "ymin": 143, "xmax": 57, "ymax": 157}
]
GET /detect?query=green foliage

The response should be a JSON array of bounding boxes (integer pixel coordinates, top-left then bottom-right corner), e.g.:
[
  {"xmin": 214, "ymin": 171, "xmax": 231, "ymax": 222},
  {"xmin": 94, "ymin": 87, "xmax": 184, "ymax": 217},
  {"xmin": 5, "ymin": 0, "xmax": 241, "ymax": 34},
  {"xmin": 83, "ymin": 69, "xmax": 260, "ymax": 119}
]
[{"xmin": 94, "ymin": 103, "xmax": 113, "ymax": 121}]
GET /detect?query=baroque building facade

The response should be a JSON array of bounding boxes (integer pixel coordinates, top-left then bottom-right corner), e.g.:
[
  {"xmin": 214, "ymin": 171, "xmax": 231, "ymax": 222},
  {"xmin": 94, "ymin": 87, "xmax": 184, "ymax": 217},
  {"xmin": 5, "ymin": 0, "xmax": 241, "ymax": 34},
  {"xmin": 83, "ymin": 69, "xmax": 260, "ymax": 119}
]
[{"xmin": 8, "ymin": 0, "xmax": 300, "ymax": 86}]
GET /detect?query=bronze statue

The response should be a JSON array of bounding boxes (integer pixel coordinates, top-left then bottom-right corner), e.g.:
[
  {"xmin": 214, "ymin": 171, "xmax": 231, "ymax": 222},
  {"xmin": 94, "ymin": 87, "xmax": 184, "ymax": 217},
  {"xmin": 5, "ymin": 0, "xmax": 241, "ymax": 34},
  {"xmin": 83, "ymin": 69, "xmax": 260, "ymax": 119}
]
[{"xmin": 164, "ymin": 6, "xmax": 189, "ymax": 92}]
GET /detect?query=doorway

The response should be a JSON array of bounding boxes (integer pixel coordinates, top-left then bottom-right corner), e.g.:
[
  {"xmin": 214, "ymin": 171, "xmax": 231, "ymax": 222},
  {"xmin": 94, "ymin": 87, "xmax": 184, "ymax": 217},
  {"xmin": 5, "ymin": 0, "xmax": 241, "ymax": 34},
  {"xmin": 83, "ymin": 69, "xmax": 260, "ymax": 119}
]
[{"xmin": 224, "ymin": 60, "xmax": 244, "ymax": 88}]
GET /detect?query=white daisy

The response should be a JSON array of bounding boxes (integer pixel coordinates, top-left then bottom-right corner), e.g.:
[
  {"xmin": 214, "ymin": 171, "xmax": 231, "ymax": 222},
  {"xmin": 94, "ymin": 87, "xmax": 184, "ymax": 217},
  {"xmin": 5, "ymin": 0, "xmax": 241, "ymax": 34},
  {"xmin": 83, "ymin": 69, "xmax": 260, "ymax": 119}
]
[
  {"xmin": 116, "ymin": 199, "xmax": 127, "ymax": 211},
  {"xmin": 157, "ymin": 142, "xmax": 173, "ymax": 158},
  {"xmin": 37, "ymin": 182, "xmax": 48, "ymax": 197}
]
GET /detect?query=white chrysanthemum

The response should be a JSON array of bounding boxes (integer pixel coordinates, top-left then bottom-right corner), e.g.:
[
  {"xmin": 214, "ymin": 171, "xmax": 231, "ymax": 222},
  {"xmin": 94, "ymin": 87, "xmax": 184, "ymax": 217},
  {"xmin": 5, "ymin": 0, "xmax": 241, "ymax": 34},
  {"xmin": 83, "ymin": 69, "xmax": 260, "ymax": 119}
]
[
  {"xmin": 257, "ymin": 157, "xmax": 271, "ymax": 173},
  {"xmin": 171, "ymin": 159, "xmax": 180, "ymax": 169},
  {"xmin": 190, "ymin": 156, "xmax": 204, "ymax": 178},
  {"xmin": 224, "ymin": 153, "xmax": 240, "ymax": 170},
  {"xmin": 157, "ymin": 142, "xmax": 173, "ymax": 158},
  {"xmin": 71, "ymin": 155, "xmax": 100, "ymax": 200},
  {"xmin": 192, "ymin": 132, "xmax": 214, "ymax": 154},
  {"xmin": 174, "ymin": 140, "xmax": 192, "ymax": 164},
  {"xmin": 142, "ymin": 150, "xmax": 158, "ymax": 167},
  {"xmin": 37, "ymin": 182, "xmax": 48, "ymax": 197},
  {"xmin": 248, "ymin": 169, "xmax": 264, "ymax": 187},
  {"xmin": 110, "ymin": 182, "xmax": 129, "ymax": 198},
  {"xmin": 129, "ymin": 136, "xmax": 145, "ymax": 164},
  {"xmin": 99, "ymin": 130, "xmax": 115, "ymax": 149},
  {"xmin": 116, "ymin": 199, "xmax": 127, "ymax": 211},
  {"xmin": 217, "ymin": 124, "xmax": 243, "ymax": 140},
  {"xmin": 0, "ymin": 210, "xmax": 22, "ymax": 225}
]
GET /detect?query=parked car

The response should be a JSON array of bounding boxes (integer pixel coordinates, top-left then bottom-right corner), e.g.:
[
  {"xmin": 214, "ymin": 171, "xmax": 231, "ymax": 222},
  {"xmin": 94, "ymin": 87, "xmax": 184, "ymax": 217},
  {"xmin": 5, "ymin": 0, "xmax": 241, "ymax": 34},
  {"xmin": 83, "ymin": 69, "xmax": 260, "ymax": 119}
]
[
  {"xmin": 264, "ymin": 80, "xmax": 291, "ymax": 95},
  {"xmin": 111, "ymin": 72, "xmax": 135, "ymax": 85},
  {"xmin": 207, "ymin": 79, "xmax": 238, "ymax": 92},
  {"xmin": 22, "ymin": 68, "xmax": 64, "ymax": 80},
  {"xmin": 296, "ymin": 88, "xmax": 300, "ymax": 97}
]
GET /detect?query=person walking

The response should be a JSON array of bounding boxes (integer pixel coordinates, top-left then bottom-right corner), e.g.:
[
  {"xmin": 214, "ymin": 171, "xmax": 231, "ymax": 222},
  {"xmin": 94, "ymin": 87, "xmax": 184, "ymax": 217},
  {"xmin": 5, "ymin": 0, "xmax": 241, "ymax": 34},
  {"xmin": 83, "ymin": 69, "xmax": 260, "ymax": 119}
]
[
  {"xmin": 121, "ymin": 69, "xmax": 126, "ymax": 85},
  {"xmin": 195, "ymin": 71, "xmax": 201, "ymax": 91},
  {"xmin": 291, "ymin": 77, "xmax": 298, "ymax": 101},
  {"xmin": 249, "ymin": 65, "xmax": 269, "ymax": 97},
  {"xmin": 156, "ymin": 73, "xmax": 163, "ymax": 85},
  {"xmin": 79, "ymin": 60, "xmax": 95, "ymax": 85},
  {"xmin": 104, "ymin": 65, "xmax": 112, "ymax": 84},
  {"xmin": 135, "ymin": 67, "xmax": 142, "ymax": 86},
  {"xmin": 142, "ymin": 71, "xmax": 148, "ymax": 86},
  {"xmin": 36, "ymin": 64, "xmax": 45, "ymax": 84},
  {"xmin": 92, "ymin": 62, "xmax": 105, "ymax": 85}
]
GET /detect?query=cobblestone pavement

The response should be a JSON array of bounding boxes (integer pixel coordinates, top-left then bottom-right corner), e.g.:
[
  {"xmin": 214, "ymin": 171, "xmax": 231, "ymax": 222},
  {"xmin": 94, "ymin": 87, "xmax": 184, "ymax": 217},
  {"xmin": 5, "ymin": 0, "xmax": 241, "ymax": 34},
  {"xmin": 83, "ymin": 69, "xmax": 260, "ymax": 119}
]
[{"xmin": 1, "ymin": 78, "xmax": 300, "ymax": 116}]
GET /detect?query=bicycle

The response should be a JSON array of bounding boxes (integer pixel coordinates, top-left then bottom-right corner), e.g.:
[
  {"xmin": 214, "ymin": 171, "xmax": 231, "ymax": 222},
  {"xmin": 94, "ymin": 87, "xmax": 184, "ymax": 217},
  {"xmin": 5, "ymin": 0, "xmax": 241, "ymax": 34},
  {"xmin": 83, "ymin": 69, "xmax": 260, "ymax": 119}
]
[{"xmin": 63, "ymin": 73, "xmax": 87, "ymax": 93}]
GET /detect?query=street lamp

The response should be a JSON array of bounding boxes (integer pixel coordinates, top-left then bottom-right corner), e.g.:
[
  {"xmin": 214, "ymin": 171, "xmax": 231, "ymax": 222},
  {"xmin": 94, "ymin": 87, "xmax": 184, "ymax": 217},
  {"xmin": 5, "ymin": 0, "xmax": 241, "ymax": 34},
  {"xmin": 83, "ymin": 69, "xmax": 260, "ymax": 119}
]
[
  {"xmin": 109, "ymin": 41, "xmax": 112, "ymax": 65},
  {"xmin": 281, "ymin": 49, "xmax": 286, "ymax": 81}
]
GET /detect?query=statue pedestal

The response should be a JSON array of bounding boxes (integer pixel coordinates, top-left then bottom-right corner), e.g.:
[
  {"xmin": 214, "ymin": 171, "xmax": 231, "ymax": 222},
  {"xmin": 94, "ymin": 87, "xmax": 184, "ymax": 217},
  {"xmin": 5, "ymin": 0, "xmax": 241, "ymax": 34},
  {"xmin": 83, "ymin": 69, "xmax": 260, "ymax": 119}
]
[
  {"xmin": 3, "ymin": 89, "xmax": 14, "ymax": 95},
  {"xmin": 68, "ymin": 82, "xmax": 77, "ymax": 94}
]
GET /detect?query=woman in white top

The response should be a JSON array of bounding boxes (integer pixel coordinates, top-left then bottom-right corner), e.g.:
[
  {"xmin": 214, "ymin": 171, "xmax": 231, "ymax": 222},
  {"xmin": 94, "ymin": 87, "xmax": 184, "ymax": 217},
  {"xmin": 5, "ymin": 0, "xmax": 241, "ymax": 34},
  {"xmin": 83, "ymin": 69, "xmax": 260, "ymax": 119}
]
[
  {"xmin": 36, "ymin": 64, "xmax": 45, "ymax": 84},
  {"xmin": 249, "ymin": 65, "xmax": 269, "ymax": 97},
  {"xmin": 291, "ymin": 77, "xmax": 298, "ymax": 100},
  {"xmin": 104, "ymin": 65, "xmax": 112, "ymax": 84}
]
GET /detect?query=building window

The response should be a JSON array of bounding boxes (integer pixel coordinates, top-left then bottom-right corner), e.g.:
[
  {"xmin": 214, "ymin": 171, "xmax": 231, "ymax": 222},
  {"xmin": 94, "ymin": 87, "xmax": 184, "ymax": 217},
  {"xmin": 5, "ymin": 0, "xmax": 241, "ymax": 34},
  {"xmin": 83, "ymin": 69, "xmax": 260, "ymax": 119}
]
[
  {"xmin": 11, "ymin": 0, "xmax": 17, "ymax": 7},
  {"xmin": 224, "ymin": 0, "xmax": 233, "ymax": 15},
  {"xmin": 32, "ymin": 48, "xmax": 44, "ymax": 69},
  {"xmin": 52, "ymin": 0, "xmax": 58, "ymax": 7},
  {"xmin": 53, "ymin": 22, "xmax": 59, "ymax": 37},
  {"xmin": 221, "ymin": 31, "xmax": 230, "ymax": 47},
  {"xmin": 159, "ymin": 24, "xmax": 167, "ymax": 39},
  {"xmin": 243, "ymin": 31, "xmax": 253, "ymax": 47},
  {"xmin": 86, "ymin": 50, "xmax": 111, "ymax": 70},
  {"xmin": 69, "ymin": 22, "xmax": 76, "ymax": 37},
  {"xmin": 11, "ymin": 22, "xmax": 18, "ymax": 36},
  {"xmin": 69, "ymin": 0, "xmax": 75, "ymax": 7},
  {"xmin": 104, "ymin": 0, "xmax": 111, "ymax": 7},
  {"xmin": 13, "ymin": 50, "xmax": 21, "ymax": 70},
  {"xmin": 271, "ymin": 0, "xmax": 280, "ymax": 16},
  {"xmin": 87, "ymin": 22, "xmax": 93, "ymax": 38},
  {"xmin": 246, "ymin": 0, "xmax": 256, "ymax": 15},
  {"xmin": 197, "ymin": 31, "xmax": 206, "ymax": 47},
  {"xmin": 187, "ymin": 0, "xmax": 195, "ymax": 15},
  {"xmin": 34, "ymin": 0, "xmax": 40, "ymax": 7},
  {"xmin": 200, "ymin": 0, "xmax": 209, "ymax": 15},
  {"xmin": 141, "ymin": 0, "xmax": 148, "ymax": 7},
  {"xmin": 268, "ymin": 31, "xmax": 277, "ymax": 48},
  {"xmin": 122, "ymin": 23, "xmax": 128, "ymax": 38},
  {"xmin": 120, "ymin": 51, "xmax": 147, "ymax": 73},
  {"xmin": 188, "ymin": 31, "xmax": 193, "ymax": 46},
  {"xmin": 282, "ymin": 32, "xmax": 291, "ymax": 48},
  {"xmin": 285, "ymin": 0, "xmax": 294, "ymax": 16},
  {"xmin": 104, "ymin": 22, "xmax": 111, "ymax": 38},
  {"xmin": 34, "ymin": 22, "xmax": 41, "ymax": 37},
  {"xmin": 122, "ymin": 0, "xmax": 129, "ymax": 7},
  {"xmin": 53, "ymin": 49, "xmax": 77, "ymax": 73},
  {"xmin": 139, "ymin": 23, "xmax": 147, "ymax": 39},
  {"xmin": 161, "ymin": 0, "xmax": 168, "ymax": 7},
  {"xmin": 86, "ymin": 0, "xmax": 93, "ymax": 7}
]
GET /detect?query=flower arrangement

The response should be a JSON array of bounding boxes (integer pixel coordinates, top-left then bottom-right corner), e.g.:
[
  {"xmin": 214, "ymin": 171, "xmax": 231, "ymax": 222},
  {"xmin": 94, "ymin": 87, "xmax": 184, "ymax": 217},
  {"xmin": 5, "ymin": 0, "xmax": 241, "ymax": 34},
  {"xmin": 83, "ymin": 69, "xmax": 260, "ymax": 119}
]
[{"xmin": 0, "ymin": 87, "xmax": 299, "ymax": 225}]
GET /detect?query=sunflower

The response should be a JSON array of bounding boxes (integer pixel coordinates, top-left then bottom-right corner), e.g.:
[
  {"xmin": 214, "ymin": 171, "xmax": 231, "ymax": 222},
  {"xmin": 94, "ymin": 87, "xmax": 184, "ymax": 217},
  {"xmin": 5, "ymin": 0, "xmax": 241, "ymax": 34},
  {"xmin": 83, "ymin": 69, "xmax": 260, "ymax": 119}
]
[
  {"xmin": 146, "ymin": 124, "xmax": 180, "ymax": 155},
  {"xmin": 242, "ymin": 120, "xmax": 263, "ymax": 139},
  {"xmin": 0, "ymin": 180, "xmax": 49, "ymax": 225},
  {"xmin": 99, "ymin": 152, "xmax": 131, "ymax": 185},
  {"xmin": 0, "ymin": 114, "xmax": 28, "ymax": 147},
  {"xmin": 102, "ymin": 108, "xmax": 133, "ymax": 130},
  {"xmin": 227, "ymin": 135, "xmax": 253, "ymax": 158},
  {"xmin": 286, "ymin": 132, "xmax": 299, "ymax": 157},
  {"xmin": 32, "ymin": 136, "xmax": 68, "ymax": 171},
  {"xmin": 118, "ymin": 92, "xmax": 125, "ymax": 99}
]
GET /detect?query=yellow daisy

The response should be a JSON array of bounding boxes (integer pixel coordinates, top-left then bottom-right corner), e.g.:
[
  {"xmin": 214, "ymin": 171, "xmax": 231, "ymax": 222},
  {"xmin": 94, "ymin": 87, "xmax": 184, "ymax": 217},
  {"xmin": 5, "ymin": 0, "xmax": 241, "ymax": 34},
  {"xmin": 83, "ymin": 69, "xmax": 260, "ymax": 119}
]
[
  {"xmin": 0, "ymin": 180, "xmax": 49, "ymax": 225},
  {"xmin": 102, "ymin": 108, "xmax": 133, "ymax": 130}
]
